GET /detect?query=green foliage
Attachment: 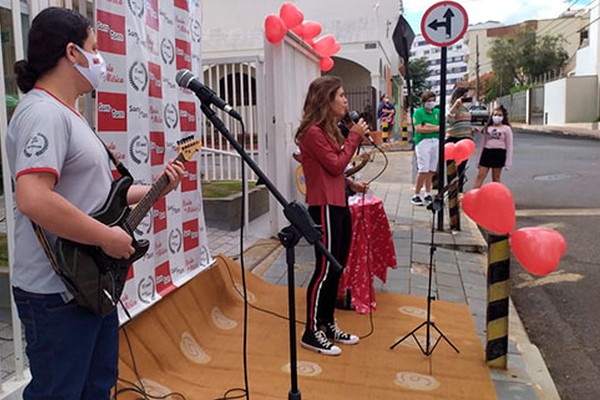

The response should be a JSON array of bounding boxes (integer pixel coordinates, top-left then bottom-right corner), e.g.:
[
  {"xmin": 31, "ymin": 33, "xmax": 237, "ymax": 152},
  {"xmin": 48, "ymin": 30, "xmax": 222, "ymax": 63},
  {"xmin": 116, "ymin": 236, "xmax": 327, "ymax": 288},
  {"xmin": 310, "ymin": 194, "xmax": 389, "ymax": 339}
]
[
  {"xmin": 488, "ymin": 26, "xmax": 568, "ymax": 97},
  {"xmin": 0, "ymin": 235, "xmax": 7, "ymax": 266},
  {"xmin": 408, "ymin": 57, "xmax": 431, "ymax": 108},
  {"xmin": 201, "ymin": 180, "xmax": 257, "ymax": 198}
]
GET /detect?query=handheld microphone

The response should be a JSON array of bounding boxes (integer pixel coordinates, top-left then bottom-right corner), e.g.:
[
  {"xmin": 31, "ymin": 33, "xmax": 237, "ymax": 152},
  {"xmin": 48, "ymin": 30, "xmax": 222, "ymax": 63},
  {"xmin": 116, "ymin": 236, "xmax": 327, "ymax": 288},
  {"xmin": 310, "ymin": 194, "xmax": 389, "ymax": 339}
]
[
  {"xmin": 343, "ymin": 110, "xmax": 361, "ymax": 124},
  {"xmin": 175, "ymin": 69, "xmax": 242, "ymax": 121},
  {"xmin": 343, "ymin": 110, "xmax": 375, "ymax": 144}
]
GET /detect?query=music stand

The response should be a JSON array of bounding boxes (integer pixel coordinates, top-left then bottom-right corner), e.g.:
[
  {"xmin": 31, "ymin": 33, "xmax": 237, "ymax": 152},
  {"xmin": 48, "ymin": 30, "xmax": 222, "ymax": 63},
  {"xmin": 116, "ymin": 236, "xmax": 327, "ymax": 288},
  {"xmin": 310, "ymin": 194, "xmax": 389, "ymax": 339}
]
[{"xmin": 390, "ymin": 178, "xmax": 460, "ymax": 356}]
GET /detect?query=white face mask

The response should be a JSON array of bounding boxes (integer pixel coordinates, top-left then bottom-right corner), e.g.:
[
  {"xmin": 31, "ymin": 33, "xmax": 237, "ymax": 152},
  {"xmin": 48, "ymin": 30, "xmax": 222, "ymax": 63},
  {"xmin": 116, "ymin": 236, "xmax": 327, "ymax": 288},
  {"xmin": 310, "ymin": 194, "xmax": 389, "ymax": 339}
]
[
  {"xmin": 424, "ymin": 101, "xmax": 436, "ymax": 110},
  {"xmin": 492, "ymin": 115, "xmax": 503, "ymax": 124},
  {"xmin": 73, "ymin": 44, "xmax": 106, "ymax": 89}
]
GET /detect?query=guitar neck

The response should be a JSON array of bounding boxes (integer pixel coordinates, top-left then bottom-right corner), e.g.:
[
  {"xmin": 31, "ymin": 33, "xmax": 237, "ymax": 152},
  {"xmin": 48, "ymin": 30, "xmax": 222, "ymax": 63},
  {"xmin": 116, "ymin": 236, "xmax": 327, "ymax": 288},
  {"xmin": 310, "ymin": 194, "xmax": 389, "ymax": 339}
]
[{"xmin": 127, "ymin": 152, "xmax": 185, "ymax": 229}]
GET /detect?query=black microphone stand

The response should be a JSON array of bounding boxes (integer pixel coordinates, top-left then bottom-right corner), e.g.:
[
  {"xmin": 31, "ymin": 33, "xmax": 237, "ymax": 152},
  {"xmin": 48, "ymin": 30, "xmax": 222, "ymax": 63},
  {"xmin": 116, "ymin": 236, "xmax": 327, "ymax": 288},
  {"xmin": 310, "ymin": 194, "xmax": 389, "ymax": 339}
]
[
  {"xmin": 199, "ymin": 104, "xmax": 344, "ymax": 400},
  {"xmin": 390, "ymin": 179, "xmax": 460, "ymax": 357}
]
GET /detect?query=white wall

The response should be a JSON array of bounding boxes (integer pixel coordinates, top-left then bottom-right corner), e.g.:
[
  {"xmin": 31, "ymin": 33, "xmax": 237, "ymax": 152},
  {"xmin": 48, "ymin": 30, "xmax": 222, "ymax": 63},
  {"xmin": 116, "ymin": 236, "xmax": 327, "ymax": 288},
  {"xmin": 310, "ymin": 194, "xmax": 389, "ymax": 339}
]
[
  {"xmin": 565, "ymin": 76, "xmax": 598, "ymax": 122},
  {"xmin": 264, "ymin": 33, "xmax": 321, "ymax": 232},
  {"xmin": 202, "ymin": 0, "xmax": 399, "ymax": 94},
  {"xmin": 544, "ymin": 78, "xmax": 567, "ymax": 125},
  {"xmin": 544, "ymin": 76, "xmax": 599, "ymax": 124}
]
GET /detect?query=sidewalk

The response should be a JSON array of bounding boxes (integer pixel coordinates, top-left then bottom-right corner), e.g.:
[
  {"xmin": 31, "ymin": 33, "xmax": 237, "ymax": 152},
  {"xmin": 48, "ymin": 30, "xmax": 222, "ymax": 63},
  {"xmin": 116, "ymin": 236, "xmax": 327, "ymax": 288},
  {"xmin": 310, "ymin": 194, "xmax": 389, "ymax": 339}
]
[{"xmin": 213, "ymin": 148, "xmax": 560, "ymax": 399}]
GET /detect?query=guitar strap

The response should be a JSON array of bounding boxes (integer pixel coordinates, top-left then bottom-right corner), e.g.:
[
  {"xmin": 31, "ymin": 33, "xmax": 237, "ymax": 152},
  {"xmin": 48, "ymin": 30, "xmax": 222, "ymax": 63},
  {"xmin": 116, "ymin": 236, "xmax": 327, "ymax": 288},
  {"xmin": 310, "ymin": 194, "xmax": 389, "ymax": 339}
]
[{"xmin": 30, "ymin": 139, "xmax": 133, "ymax": 297}]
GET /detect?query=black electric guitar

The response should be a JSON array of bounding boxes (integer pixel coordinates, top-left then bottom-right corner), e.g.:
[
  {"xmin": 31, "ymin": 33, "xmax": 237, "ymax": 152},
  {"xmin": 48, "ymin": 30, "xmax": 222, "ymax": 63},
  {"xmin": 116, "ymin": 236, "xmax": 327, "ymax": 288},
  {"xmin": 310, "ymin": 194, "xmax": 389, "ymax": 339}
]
[{"xmin": 54, "ymin": 136, "xmax": 202, "ymax": 316}]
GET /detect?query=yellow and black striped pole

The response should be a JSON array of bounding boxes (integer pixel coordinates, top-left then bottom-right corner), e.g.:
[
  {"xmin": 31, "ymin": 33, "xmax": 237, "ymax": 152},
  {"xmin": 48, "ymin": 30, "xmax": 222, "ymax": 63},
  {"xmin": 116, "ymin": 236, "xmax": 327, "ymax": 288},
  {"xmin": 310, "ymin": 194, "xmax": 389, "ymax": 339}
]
[
  {"xmin": 486, "ymin": 233, "xmax": 510, "ymax": 369},
  {"xmin": 446, "ymin": 160, "xmax": 460, "ymax": 231},
  {"xmin": 401, "ymin": 120, "xmax": 408, "ymax": 146}
]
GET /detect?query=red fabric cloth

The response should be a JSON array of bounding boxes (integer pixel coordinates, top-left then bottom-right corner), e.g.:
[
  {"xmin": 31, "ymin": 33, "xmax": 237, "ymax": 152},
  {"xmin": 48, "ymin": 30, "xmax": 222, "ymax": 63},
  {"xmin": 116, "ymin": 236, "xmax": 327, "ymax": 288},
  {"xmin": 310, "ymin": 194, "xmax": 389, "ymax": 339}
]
[{"xmin": 338, "ymin": 195, "xmax": 397, "ymax": 313}]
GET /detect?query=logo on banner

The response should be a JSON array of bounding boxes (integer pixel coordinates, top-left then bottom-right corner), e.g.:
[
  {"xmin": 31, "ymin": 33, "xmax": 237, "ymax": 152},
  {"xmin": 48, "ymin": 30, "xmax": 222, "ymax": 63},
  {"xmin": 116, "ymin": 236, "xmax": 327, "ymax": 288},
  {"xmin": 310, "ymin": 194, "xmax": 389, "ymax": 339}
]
[
  {"xmin": 149, "ymin": 104, "xmax": 164, "ymax": 126},
  {"xmin": 155, "ymin": 261, "xmax": 176, "ymax": 297},
  {"xmin": 176, "ymin": 15, "xmax": 190, "ymax": 36},
  {"xmin": 105, "ymin": 63, "xmax": 125, "ymax": 85},
  {"xmin": 174, "ymin": 0, "xmax": 189, "ymax": 11},
  {"xmin": 127, "ymin": 0, "xmax": 144, "ymax": 18},
  {"xmin": 24, "ymin": 133, "xmax": 49, "ymax": 157},
  {"xmin": 97, "ymin": 10, "xmax": 126, "ymax": 55},
  {"xmin": 178, "ymin": 101, "xmax": 197, "ymax": 132},
  {"xmin": 148, "ymin": 62, "xmax": 162, "ymax": 99},
  {"xmin": 175, "ymin": 39, "xmax": 192, "ymax": 71},
  {"xmin": 129, "ymin": 135, "xmax": 150, "ymax": 164},
  {"xmin": 191, "ymin": 19, "xmax": 201, "ymax": 43},
  {"xmin": 128, "ymin": 61, "xmax": 148, "ymax": 92},
  {"xmin": 146, "ymin": 0, "xmax": 159, "ymax": 30},
  {"xmin": 137, "ymin": 275, "xmax": 156, "ymax": 304},
  {"xmin": 169, "ymin": 228, "xmax": 183, "ymax": 254},
  {"xmin": 135, "ymin": 212, "xmax": 153, "ymax": 236},
  {"xmin": 153, "ymin": 197, "xmax": 167, "ymax": 233},
  {"xmin": 98, "ymin": 92, "xmax": 127, "ymax": 132},
  {"xmin": 183, "ymin": 219, "xmax": 199, "ymax": 252},
  {"xmin": 181, "ymin": 160, "xmax": 198, "ymax": 192},
  {"xmin": 182, "ymin": 198, "xmax": 199, "ymax": 215},
  {"xmin": 160, "ymin": 38, "xmax": 175, "ymax": 65},
  {"xmin": 163, "ymin": 103, "xmax": 179, "ymax": 129},
  {"xmin": 150, "ymin": 131, "xmax": 165, "ymax": 166}
]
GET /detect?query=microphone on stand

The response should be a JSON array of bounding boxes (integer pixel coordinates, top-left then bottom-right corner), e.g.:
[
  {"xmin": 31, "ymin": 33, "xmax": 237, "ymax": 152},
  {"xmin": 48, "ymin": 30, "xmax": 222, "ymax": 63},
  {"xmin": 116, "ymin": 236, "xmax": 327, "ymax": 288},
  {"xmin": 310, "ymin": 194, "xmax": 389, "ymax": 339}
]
[{"xmin": 175, "ymin": 69, "xmax": 242, "ymax": 121}]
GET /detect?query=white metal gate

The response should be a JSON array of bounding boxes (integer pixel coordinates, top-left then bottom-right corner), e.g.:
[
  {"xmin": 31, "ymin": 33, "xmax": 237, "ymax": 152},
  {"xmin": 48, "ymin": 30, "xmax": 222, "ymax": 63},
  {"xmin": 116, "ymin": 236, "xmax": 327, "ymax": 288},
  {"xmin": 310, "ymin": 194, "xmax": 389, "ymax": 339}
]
[{"xmin": 201, "ymin": 56, "xmax": 267, "ymax": 183}]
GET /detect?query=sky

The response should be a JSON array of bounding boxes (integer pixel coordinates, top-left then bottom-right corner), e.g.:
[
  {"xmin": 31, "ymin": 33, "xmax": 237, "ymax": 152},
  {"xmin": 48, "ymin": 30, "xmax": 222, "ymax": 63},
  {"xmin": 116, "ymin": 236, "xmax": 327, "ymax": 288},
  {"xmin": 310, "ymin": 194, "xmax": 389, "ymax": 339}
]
[{"xmin": 403, "ymin": 0, "xmax": 590, "ymax": 35}]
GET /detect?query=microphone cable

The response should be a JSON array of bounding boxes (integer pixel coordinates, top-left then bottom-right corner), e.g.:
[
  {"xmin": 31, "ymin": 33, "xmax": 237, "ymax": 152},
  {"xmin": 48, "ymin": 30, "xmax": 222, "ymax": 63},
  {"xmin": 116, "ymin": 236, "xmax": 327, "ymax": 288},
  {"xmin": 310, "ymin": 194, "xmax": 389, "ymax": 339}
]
[
  {"xmin": 210, "ymin": 118, "xmax": 251, "ymax": 400},
  {"xmin": 114, "ymin": 303, "xmax": 186, "ymax": 400}
]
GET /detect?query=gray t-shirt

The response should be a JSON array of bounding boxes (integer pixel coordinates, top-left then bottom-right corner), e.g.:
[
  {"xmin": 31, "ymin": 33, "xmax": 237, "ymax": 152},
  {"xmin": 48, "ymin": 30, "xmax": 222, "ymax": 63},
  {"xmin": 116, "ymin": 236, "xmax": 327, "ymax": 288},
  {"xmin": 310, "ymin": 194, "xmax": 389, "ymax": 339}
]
[{"xmin": 7, "ymin": 88, "xmax": 113, "ymax": 294}]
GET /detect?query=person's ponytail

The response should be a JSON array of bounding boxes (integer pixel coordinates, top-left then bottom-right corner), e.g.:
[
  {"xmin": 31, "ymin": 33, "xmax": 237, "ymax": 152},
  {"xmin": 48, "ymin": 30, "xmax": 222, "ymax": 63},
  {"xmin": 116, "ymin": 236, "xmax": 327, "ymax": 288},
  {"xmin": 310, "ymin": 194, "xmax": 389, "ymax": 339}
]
[{"xmin": 14, "ymin": 60, "xmax": 37, "ymax": 93}]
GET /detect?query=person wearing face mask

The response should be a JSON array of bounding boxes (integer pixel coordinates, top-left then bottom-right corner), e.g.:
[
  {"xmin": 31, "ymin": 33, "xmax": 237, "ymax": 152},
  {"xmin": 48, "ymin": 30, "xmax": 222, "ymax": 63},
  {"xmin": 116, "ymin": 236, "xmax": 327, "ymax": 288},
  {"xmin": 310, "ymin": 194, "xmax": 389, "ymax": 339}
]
[
  {"xmin": 410, "ymin": 91, "xmax": 440, "ymax": 206},
  {"xmin": 377, "ymin": 94, "xmax": 396, "ymax": 142},
  {"xmin": 472, "ymin": 105, "xmax": 514, "ymax": 189},
  {"xmin": 6, "ymin": 8, "xmax": 185, "ymax": 399},
  {"xmin": 446, "ymin": 87, "xmax": 477, "ymax": 192}
]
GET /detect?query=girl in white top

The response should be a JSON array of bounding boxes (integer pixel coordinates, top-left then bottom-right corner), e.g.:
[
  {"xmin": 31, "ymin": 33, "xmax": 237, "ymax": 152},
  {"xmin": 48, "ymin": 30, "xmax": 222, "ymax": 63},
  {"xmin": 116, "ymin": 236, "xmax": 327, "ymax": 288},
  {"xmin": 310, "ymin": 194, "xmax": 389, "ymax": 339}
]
[{"xmin": 473, "ymin": 105, "xmax": 514, "ymax": 189}]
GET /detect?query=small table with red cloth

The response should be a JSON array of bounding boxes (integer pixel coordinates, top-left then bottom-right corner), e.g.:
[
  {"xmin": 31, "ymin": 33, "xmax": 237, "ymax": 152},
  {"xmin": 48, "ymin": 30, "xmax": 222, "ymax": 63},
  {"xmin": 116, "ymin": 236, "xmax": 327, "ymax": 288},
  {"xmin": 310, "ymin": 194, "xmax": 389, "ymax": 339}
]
[{"xmin": 338, "ymin": 195, "xmax": 397, "ymax": 313}]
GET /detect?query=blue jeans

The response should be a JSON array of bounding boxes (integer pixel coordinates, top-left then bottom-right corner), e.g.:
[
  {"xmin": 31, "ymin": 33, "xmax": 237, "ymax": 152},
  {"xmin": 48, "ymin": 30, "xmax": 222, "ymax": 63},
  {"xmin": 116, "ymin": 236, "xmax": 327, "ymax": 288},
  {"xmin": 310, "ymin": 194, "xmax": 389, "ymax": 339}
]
[{"xmin": 13, "ymin": 288, "xmax": 118, "ymax": 400}]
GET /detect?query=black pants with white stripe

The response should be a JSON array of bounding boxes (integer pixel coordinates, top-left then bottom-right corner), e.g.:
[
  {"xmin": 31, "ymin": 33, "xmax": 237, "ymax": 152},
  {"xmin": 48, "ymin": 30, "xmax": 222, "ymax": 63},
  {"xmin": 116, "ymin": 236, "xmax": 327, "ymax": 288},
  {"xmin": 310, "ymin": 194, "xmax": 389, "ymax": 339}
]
[{"xmin": 306, "ymin": 204, "xmax": 352, "ymax": 332}]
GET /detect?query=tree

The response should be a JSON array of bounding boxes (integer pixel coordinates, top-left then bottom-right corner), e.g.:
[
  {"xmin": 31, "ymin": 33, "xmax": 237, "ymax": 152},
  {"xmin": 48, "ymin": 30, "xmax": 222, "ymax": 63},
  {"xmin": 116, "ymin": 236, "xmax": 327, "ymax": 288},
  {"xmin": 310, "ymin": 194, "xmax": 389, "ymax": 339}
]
[
  {"xmin": 487, "ymin": 26, "xmax": 568, "ymax": 97},
  {"xmin": 408, "ymin": 57, "xmax": 431, "ymax": 107}
]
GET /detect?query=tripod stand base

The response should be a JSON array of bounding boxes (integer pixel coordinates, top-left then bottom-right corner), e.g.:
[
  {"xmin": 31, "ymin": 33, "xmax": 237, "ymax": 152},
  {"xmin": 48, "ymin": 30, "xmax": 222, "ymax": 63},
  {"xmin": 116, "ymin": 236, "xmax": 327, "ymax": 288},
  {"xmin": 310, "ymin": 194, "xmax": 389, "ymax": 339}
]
[{"xmin": 390, "ymin": 320, "xmax": 460, "ymax": 356}]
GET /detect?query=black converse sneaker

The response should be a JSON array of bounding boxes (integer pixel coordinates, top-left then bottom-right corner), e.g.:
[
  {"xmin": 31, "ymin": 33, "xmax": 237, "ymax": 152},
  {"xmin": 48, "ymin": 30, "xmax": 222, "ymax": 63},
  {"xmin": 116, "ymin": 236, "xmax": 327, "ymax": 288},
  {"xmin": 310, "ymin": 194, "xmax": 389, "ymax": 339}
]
[
  {"xmin": 301, "ymin": 329, "xmax": 342, "ymax": 356},
  {"xmin": 324, "ymin": 322, "xmax": 360, "ymax": 345}
]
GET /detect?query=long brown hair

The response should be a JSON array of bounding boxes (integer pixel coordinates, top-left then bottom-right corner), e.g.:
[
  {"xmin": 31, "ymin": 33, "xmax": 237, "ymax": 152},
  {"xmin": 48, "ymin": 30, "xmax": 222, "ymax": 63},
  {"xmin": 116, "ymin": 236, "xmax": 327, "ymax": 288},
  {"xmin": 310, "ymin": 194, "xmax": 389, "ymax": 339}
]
[{"xmin": 295, "ymin": 76, "xmax": 345, "ymax": 145}]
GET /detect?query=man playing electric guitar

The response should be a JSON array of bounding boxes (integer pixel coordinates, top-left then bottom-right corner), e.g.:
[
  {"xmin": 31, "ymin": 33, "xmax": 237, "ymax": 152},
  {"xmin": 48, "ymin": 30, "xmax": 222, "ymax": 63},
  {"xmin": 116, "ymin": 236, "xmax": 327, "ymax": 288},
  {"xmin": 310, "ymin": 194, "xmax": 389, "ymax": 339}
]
[{"xmin": 6, "ymin": 8, "xmax": 184, "ymax": 399}]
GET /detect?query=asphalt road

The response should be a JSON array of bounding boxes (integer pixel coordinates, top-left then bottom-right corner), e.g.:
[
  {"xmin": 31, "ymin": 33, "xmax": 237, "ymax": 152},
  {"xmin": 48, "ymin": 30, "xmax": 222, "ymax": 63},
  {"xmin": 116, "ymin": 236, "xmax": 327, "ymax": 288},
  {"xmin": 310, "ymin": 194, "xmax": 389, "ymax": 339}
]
[{"xmin": 465, "ymin": 129, "xmax": 600, "ymax": 400}]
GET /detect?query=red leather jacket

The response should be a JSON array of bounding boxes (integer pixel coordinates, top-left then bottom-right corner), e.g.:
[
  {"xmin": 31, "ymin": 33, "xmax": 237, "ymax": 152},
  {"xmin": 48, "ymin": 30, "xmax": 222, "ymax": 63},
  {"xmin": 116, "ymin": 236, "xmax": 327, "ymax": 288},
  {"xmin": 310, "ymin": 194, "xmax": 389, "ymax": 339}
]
[{"xmin": 299, "ymin": 125, "xmax": 362, "ymax": 207}]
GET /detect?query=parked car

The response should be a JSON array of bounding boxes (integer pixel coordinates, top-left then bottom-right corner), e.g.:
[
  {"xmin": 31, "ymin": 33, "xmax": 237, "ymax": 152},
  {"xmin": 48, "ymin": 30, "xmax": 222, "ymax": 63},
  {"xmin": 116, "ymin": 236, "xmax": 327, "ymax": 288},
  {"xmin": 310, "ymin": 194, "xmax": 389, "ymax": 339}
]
[{"xmin": 469, "ymin": 105, "xmax": 489, "ymax": 125}]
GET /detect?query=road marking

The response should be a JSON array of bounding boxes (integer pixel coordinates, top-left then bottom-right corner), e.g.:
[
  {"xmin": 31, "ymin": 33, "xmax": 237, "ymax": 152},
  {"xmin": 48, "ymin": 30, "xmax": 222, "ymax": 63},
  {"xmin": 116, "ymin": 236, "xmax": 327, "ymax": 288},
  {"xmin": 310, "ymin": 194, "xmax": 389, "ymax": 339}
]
[
  {"xmin": 515, "ymin": 270, "xmax": 583, "ymax": 289},
  {"xmin": 516, "ymin": 209, "xmax": 600, "ymax": 217}
]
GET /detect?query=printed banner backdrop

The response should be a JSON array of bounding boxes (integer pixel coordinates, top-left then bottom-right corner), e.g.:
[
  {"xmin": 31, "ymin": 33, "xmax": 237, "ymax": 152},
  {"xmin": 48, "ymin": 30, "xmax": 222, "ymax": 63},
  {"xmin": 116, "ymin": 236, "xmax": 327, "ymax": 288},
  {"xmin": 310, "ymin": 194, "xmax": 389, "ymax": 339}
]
[{"xmin": 96, "ymin": 0, "xmax": 213, "ymax": 323}]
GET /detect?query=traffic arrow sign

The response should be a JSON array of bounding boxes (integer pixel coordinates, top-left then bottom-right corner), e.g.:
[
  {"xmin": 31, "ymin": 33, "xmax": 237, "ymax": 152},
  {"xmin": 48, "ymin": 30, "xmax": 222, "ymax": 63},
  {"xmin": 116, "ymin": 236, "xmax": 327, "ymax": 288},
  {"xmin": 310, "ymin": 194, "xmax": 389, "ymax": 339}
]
[{"xmin": 421, "ymin": 1, "xmax": 468, "ymax": 47}]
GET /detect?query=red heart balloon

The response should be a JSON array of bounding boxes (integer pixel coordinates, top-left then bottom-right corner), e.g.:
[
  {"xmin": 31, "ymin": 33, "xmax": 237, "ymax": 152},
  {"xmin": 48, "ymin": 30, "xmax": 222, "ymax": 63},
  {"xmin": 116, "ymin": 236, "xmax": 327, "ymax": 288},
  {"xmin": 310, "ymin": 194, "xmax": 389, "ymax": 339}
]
[
  {"xmin": 264, "ymin": 14, "xmax": 287, "ymax": 44},
  {"xmin": 453, "ymin": 138, "xmax": 475, "ymax": 164},
  {"xmin": 313, "ymin": 34, "xmax": 336, "ymax": 57},
  {"xmin": 510, "ymin": 227, "xmax": 567, "ymax": 275},
  {"xmin": 444, "ymin": 142, "xmax": 456, "ymax": 161},
  {"xmin": 302, "ymin": 21, "xmax": 322, "ymax": 40},
  {"xmin": 319, "ymin": 57, "xmax": 334, "ymax": 72},
  {"xmin": 462, "ymin": 182, "xmax": 515, "ymax": 234},
  {"xmin": 290, "ymin": 23, "xmax": 304, "ymax": 38},
  {"xmin": 279, "ymin": 2, "xmax": 304, "ymax": 30}
]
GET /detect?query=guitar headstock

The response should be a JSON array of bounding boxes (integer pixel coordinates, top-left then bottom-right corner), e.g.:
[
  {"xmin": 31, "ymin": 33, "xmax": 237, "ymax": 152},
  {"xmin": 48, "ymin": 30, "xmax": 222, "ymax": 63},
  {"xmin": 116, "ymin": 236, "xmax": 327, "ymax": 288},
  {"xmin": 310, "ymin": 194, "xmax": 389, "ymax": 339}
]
[{"xmin": 177, "ymin": 136, "xmax": 202, "ymax": 162}]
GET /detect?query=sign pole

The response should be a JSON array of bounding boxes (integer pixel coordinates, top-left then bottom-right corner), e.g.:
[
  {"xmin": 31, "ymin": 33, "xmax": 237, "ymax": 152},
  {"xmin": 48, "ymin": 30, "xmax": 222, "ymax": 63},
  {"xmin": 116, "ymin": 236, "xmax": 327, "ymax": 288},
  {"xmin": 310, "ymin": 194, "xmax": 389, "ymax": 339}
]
[
  {"xmin": 437, "ymin": 46, "xmax": 447, "ymax": 231},
  {"xmin": 420, "ymin": 1, "xmax": 468, "ymax": 231}
]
